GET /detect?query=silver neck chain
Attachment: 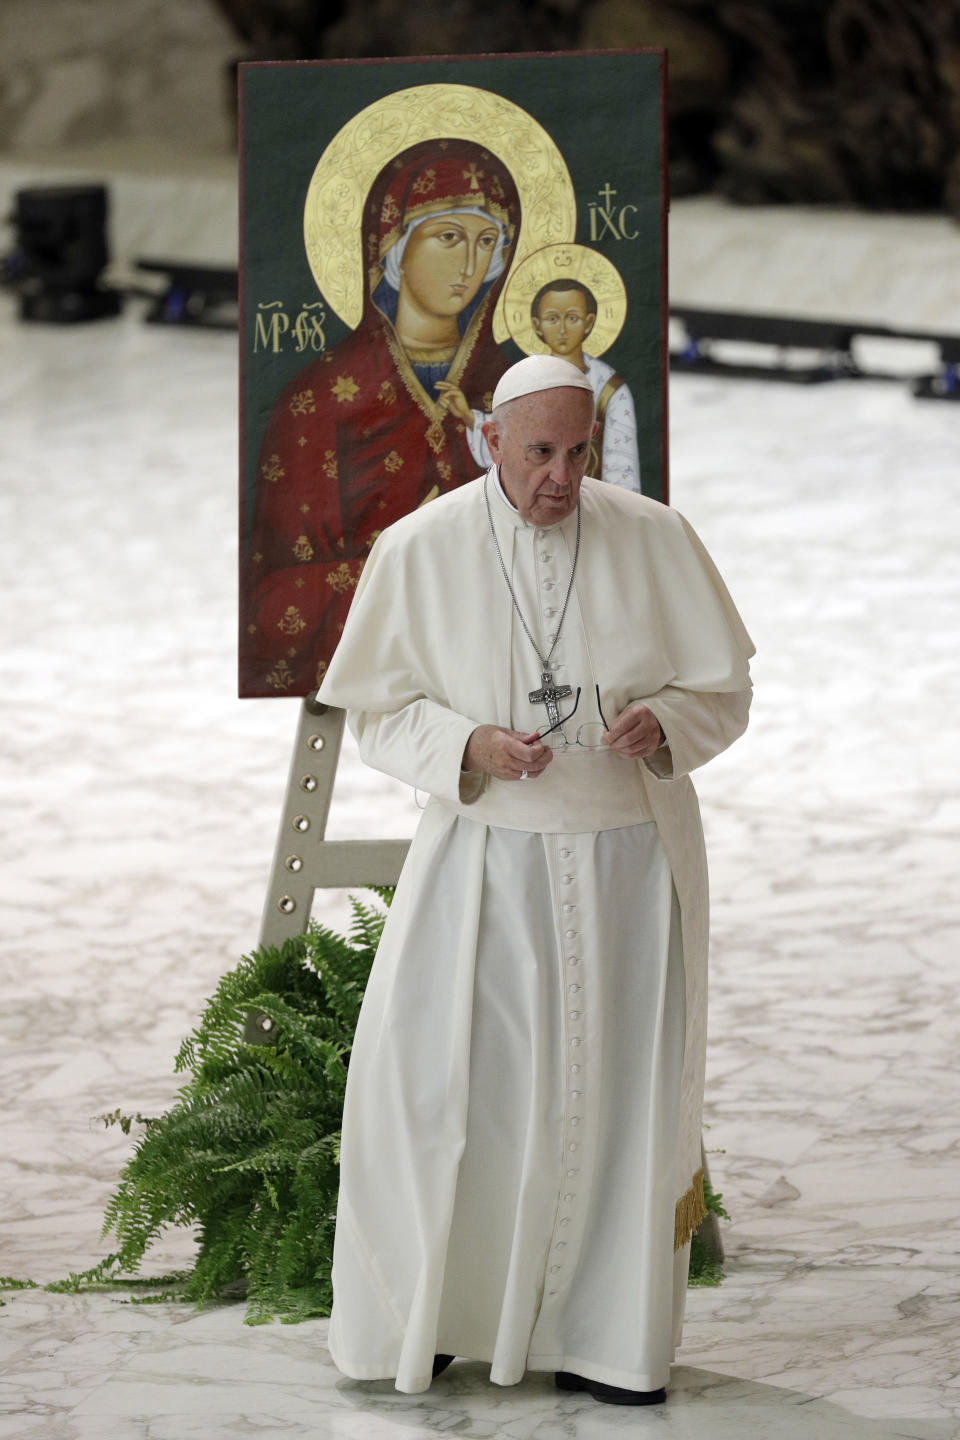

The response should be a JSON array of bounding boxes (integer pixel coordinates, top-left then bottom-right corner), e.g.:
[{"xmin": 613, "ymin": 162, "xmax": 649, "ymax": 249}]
[{"xmin": 483, "ymin": 472, "xmax": 582, "ymax": 673}]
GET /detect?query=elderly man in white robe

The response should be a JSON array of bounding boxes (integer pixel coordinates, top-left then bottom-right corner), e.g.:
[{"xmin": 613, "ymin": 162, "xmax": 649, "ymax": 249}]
[{"xmin": 316, "ymin": 354, "xmax": 754, "ymax": 1406}]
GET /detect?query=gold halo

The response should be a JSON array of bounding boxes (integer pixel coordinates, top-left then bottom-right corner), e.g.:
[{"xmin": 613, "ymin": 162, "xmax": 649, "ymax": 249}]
[
  {"xmin": 502, "ymin": 244, "xmax": 628, "ymax": 358},
  {"xmin": 303, "ymin": 84, "xmax": 576, "ymax": 341}
]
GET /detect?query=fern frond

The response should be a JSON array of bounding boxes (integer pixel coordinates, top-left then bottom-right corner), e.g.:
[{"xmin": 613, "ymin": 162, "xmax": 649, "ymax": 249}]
[{"xmin": 92, "ymin": 893, "xmax": 387, "ymax": 1321}]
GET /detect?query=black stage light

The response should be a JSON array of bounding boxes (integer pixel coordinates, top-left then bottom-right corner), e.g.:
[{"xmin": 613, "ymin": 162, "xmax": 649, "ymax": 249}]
[
  {"xmin": 670, "ymin": 305, "xmax": 960, "ymax": 402},
  {"xmin": 4, "ymin": 184, "xmax": 122, "ymax": 323},
  {"xmin": 135, "ymin": 257, "xmax": 238, "ymax": 330}
]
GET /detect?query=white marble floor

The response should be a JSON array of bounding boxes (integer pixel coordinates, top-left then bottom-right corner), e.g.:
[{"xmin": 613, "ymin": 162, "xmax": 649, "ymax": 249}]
[{"xmin": 1, "ymin": 206, "xmax": 960, "ymax": 1439}]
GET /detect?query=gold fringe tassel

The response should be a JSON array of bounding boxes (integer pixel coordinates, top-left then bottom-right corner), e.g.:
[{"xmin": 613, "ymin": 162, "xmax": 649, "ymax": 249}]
[{"xmin": 673, "ymin": 1167, "xmax": 707, "ymax": 1253}]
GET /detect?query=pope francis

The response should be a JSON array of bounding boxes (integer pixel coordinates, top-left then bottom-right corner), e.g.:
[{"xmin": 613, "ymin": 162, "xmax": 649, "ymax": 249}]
[{"xmin": 316, "ymin": 354, "xmax": 754, "ymax": 1405}]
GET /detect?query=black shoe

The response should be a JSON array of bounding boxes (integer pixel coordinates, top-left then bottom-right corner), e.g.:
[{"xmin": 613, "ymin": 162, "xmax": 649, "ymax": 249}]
[
  {"xmin": 432, "ymin": 1354, "xmax": 455, "ymax": 1378},
  {"xmin": 555, "ymin": 1370, "xmax": 666, "ymax": 1406}
]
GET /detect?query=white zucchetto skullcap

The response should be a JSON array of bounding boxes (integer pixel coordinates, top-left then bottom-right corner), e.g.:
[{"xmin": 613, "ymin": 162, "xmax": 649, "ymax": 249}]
[{"xmin": 491, "ymin": 355, "xmax": 595, "ymax": 410}]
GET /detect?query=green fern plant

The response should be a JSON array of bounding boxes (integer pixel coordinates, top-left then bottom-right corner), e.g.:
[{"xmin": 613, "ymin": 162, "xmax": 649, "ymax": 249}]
[
  {"xmin": 688, "ymin": 1179, "xmax": 730, "ymax": 1287},
  {"xmin": 4, "ymin": 882, "xmax": 727, "ymax": 1318},
  {"xmin": 97, "ymin": 888, "xmax": 392, "ymax": 1323}
]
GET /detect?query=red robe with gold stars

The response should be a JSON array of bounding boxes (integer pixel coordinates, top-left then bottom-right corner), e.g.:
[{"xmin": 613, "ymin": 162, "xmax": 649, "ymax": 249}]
[{"xmin": 240, "ymin": 138, "xmax": 520, "ymax": 698}]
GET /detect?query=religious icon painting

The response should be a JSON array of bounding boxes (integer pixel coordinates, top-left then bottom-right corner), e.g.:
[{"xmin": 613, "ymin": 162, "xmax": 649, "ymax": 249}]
[{"xmin": 239, "ymin": 51, "xmax": 667, "ymax": 698}]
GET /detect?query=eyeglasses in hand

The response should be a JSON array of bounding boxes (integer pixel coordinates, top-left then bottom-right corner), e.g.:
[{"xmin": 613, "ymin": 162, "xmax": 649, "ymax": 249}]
[{"xmin": 536, "ymin": 686, "xmax": 610, "ymax": 753}]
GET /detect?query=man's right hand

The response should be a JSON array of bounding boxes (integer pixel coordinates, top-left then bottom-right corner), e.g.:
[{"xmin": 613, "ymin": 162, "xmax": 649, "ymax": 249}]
[{"xmin": 462, "ymin": 725, "xmax": 553, "ymax": 781}]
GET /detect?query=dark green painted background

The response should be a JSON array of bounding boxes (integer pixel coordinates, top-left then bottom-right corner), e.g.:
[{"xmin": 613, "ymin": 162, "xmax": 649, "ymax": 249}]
[{"xmin": 241, "ymin": 51, "xmax": 666, "ymax": 533}]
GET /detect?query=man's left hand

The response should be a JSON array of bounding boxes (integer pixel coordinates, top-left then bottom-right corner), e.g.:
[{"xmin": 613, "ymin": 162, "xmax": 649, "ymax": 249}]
[{"xmin": 601, "ymin": 703, "xmax": 665, "ymax": 759}]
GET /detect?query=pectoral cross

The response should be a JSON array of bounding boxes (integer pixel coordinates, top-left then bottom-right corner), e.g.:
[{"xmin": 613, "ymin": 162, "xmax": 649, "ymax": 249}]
[{"xmin": 528, "ymin": 670, "xmax": 572, "ymax": 731}]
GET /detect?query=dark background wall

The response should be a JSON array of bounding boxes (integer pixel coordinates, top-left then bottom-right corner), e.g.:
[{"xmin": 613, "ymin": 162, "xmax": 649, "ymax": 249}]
[
  {"xmin": 2, "ymin": 0, "xmax": 958, "ymax": 217},
  {"xmin": 217, "ymin": 0, "xmax": 960, "ymax": 217}
]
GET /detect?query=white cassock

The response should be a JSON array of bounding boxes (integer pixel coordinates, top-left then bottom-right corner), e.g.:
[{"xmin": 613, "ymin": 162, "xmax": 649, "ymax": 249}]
[{"xmin": 316, "ymin": 469, "xmax": 754, "ymax": 1395}]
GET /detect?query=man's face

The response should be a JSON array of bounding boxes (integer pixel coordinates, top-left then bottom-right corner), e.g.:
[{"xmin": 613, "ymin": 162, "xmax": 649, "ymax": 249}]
[
  {"xmin": 482, "ymin": 388, "xmax": 596, "ymax": 526},
  {"xmin": 532, "ymin": 288, "xmax": 596, "ymax": 358}
]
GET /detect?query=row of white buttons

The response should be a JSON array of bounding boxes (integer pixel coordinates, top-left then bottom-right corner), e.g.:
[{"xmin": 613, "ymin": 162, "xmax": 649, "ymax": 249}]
[
  {"xmin": 534, "ymin": 522, "xmax": 580, "ymax": 1299},
  {"xmin": 533, "ymin": 530, "xmax": 568, "ymax": 683},
  {"xmin": 533, "ymin": 529, "xmax": 574, "ymax": 1300},
  {"xmin": 547, "ymin": 852, "xmax": 584, "ymax": 1298}
]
